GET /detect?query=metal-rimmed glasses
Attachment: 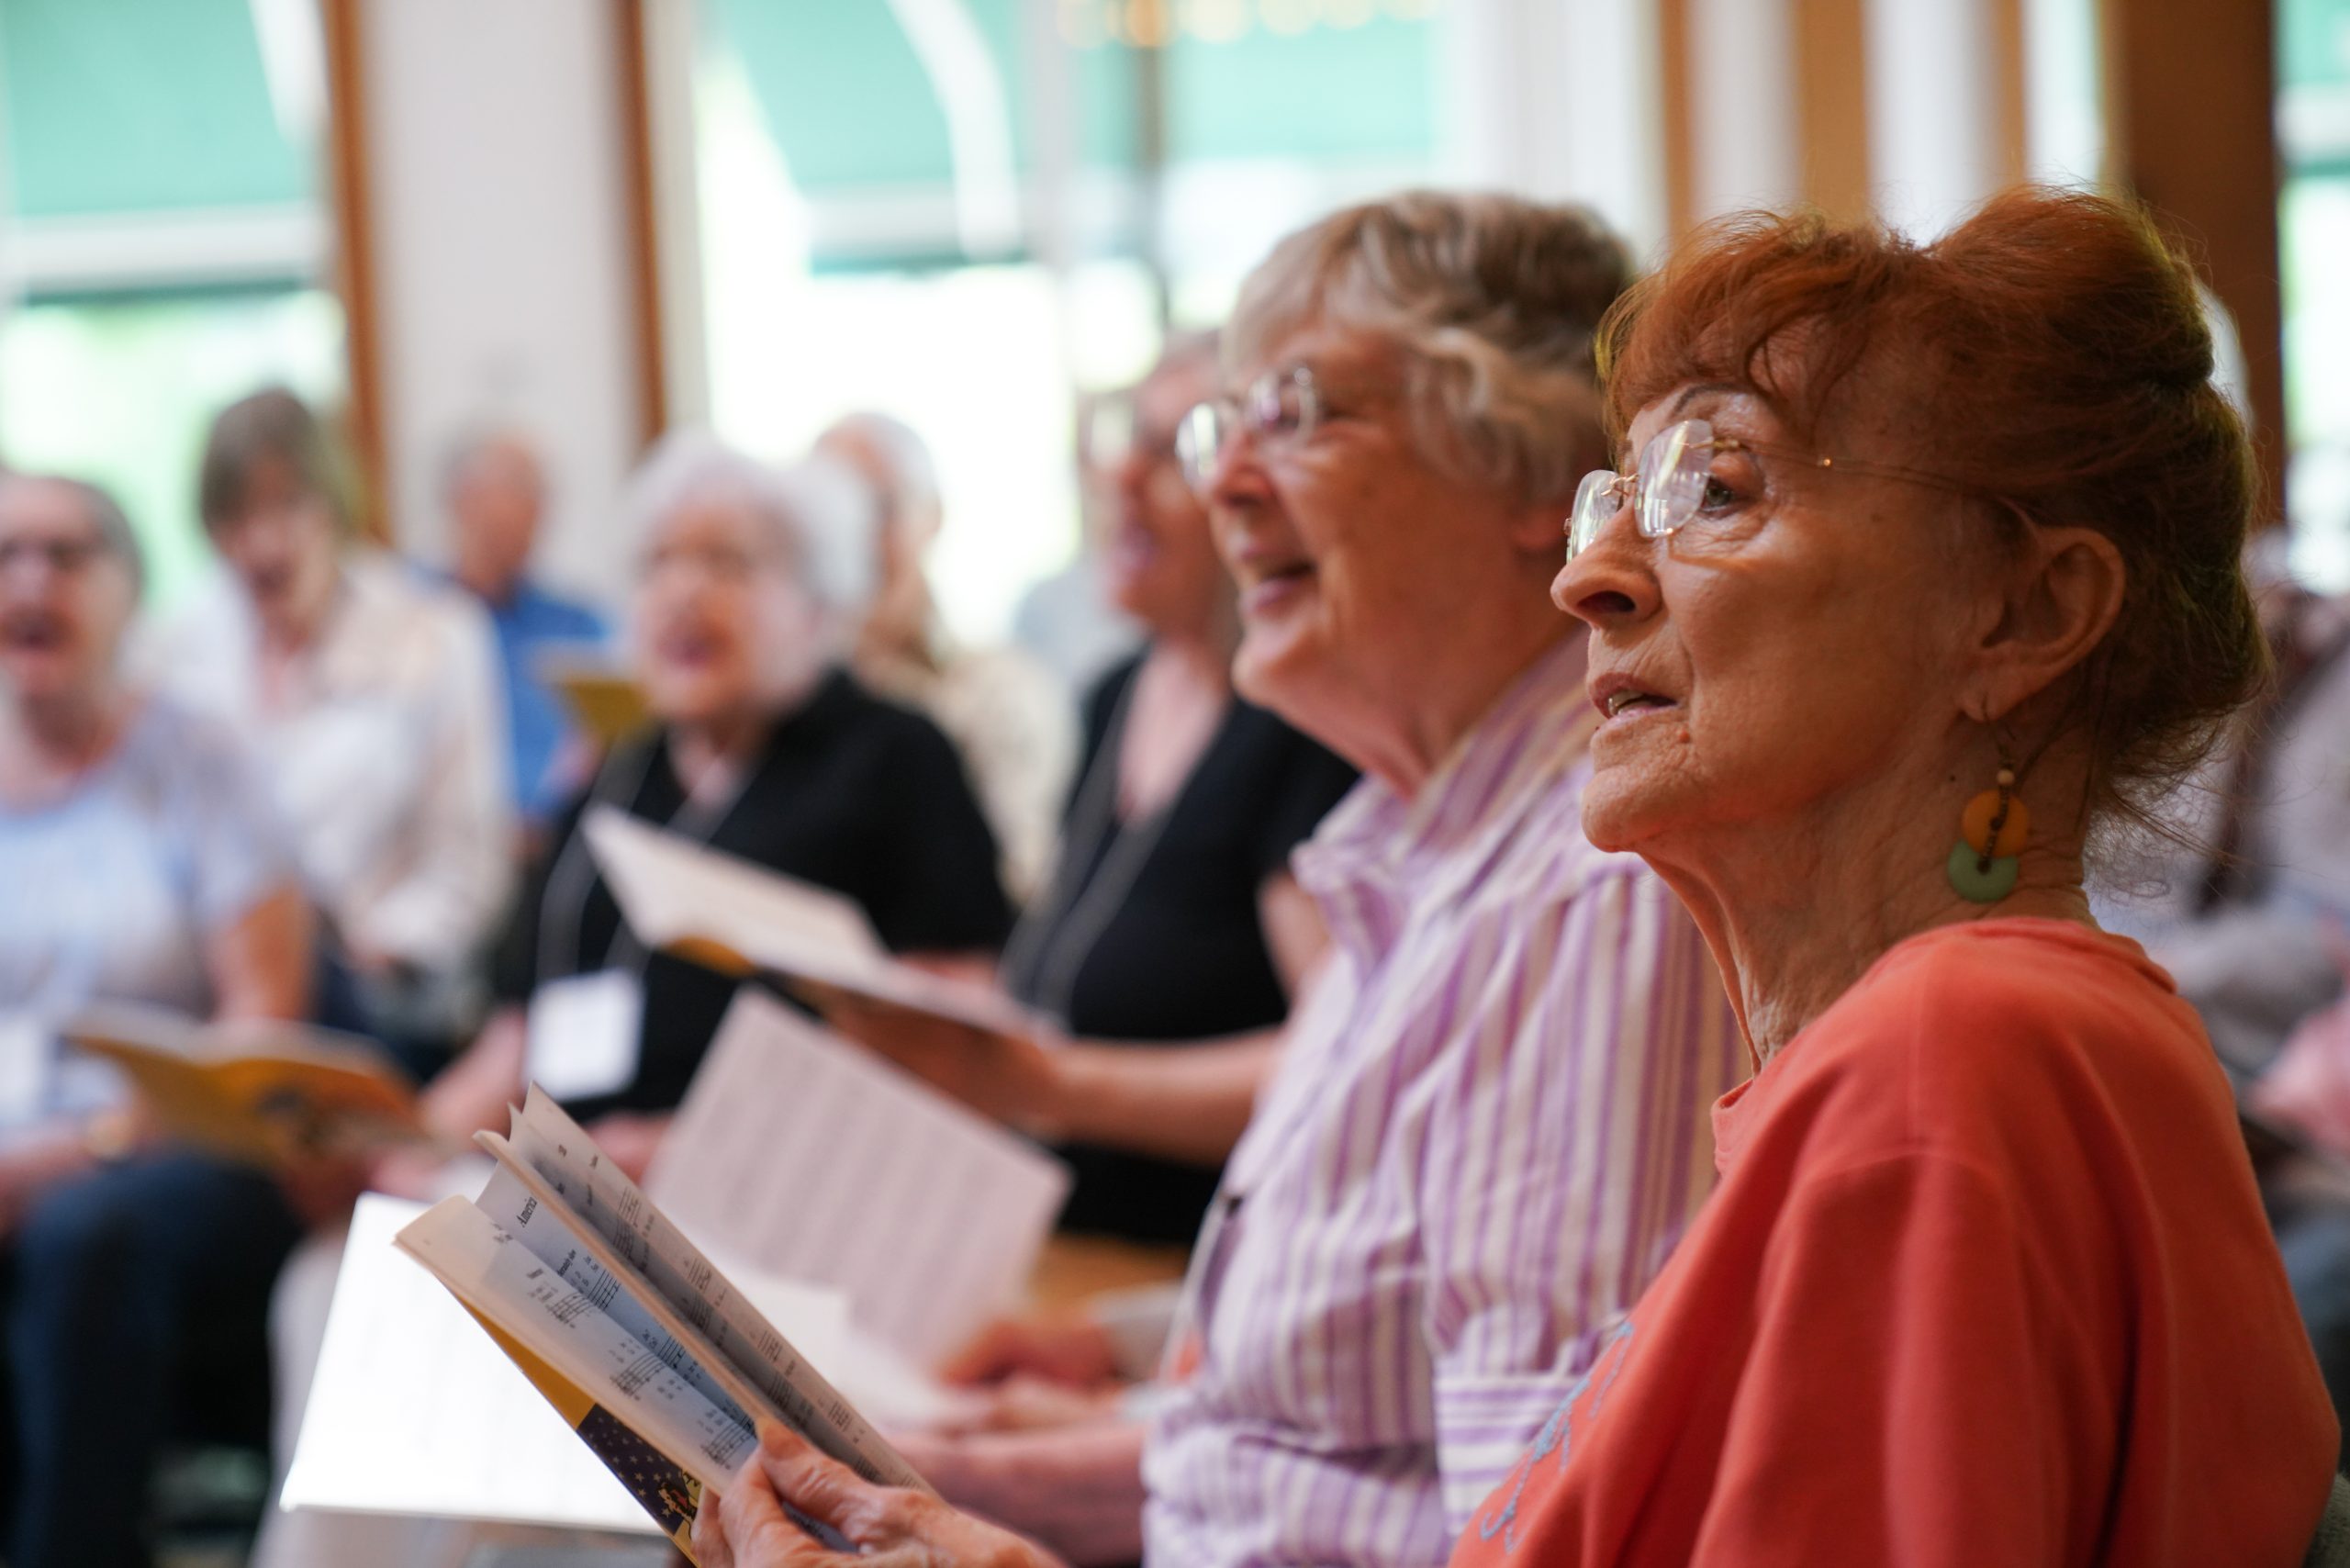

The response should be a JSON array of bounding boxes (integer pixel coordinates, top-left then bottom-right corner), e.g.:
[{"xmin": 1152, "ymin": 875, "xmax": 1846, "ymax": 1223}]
[
  {"xmin": 1567, "ymin": 417, "xmax": 1987, "ymax": 559},
  {"xmin": 1175, "ymin": 364, "xmax": 1322, "ymax": 494}
]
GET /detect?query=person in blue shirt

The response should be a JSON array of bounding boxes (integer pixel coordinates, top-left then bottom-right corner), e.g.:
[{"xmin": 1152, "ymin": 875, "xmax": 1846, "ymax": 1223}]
[{"xmin": 440, "ymin": 429, "xmax": 610, "ymax": 829}]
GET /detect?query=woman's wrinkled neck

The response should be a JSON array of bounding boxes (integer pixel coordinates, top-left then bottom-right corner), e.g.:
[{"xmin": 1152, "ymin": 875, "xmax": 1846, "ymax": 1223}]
[
  {"xmin": 1145, "ymin": 619, "xmax": 1236, "ymax": 698},
  {"xmin": 1145, "ymin": 583, "xmax": 1241, "ymax": 687},
  {"xmin": 1338, "ymin": 609, "xmax": 1577, "ymax": 805},
  {"xmin": 1642, "ymin": 756, "xmax": 2098, "ymax": 1068}
]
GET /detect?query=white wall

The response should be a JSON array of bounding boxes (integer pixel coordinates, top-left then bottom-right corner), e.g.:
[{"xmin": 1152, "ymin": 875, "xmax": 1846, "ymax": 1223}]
[
  {"xmin": 1685, "ymin": 0, "xmax": 1799, "ymax": 218},
  {"xmin": 1865, "ymin": 0, "xmax": 2004, "ymax": 235},
  {"xmin": 1437, "ymin": 0, "xmax": 1666, "ymax": 259},
  {"xmin": 357, "ymin": 0, "xmax": 644, "ymax": 606}
]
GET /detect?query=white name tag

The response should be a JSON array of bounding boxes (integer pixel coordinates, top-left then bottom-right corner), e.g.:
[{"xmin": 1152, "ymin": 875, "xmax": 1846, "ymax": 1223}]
[
  {"xmin": 0, "ymin": 1014, "xmax": 50, "ymax": 1128},
  {"xmin": 524, "ymin": 970, "xmax": 643, "ymax": 1103}
]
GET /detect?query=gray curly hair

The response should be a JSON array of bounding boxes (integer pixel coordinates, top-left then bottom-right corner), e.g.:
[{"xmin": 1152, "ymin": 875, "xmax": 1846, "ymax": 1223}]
[{"xmin": 1227, "ymin": 190, "xmax": 1634, "ymax": 507}]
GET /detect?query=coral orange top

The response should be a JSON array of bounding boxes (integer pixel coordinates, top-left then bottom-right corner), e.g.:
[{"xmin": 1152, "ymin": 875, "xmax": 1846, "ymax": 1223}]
[{"xmin": 1450, "ymin": 918, "xmax": 2336, "ymax": 1568}]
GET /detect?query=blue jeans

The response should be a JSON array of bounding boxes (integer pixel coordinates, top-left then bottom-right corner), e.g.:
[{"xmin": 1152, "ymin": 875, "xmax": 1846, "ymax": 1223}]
[{"xmin": 1, "ymin": 1151, "xmax": 301, "ymax": 1568}]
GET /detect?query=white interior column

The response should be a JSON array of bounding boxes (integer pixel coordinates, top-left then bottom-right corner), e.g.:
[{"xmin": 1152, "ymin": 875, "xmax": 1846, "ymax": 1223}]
[
  {"xmin": 1437, "ymin": 0, "xmax": 1666, "ymax": 258},
  {"xmin": 642, "ymin": 0, "xmax": 711, "ymax": 432},
  {"xmin": 352, "ymin": 0, "xmax": 646, "ymax": 604},
  {"xmin": 1864, "ymin": 0, "xmax": 2004, "ymax": 235},
  {"xmin": 1684, "ymin": 0, "xmax": 1800, "ymax": 221}
]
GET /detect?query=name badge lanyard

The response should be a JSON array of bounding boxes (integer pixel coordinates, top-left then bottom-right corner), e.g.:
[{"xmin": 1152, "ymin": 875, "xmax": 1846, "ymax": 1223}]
[
  {"xmin": 1000, "ymin": 670, "xmax": 1195, "ymax": 1025},
  {"xmin": 536, "ymin": 736, "xmax": 755, "ymax": 988}
]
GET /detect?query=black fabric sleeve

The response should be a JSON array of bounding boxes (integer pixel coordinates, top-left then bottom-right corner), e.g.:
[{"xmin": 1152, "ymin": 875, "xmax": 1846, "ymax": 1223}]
[
  {"xmin": 1249, "ymin": 728, "xmax": 1360, "ymax": 885},
  {"xmin": 867, "ymin": 711, "xmax": 1017, "ymax": 955}
]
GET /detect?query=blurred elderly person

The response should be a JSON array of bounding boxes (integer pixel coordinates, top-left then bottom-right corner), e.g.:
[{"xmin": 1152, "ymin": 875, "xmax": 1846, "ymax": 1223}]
[
  {"xmin": 820, "ymin": 338, "xmax": 1357, "ymax": 1250},
  {"xmin": 0, "ymin": 473, "xmax": 312, "ymax": 1568},
  {"xmin": 252, "ymin": 432, "xmax": 1013, "ymax": 1568},
  {"xmin": 2092, "ymin": 533, "xmax": 2350, "ymax": 1455},
  {"xmin": 819, "ymin": 411, "xmax": 1075, "ymax": 900},
  {"xmin": 704, "ymin": 192, "xmax": 1744, "ymax": 1568},
  {"xmin": 437, "ymin": 427, "xmax": 610, "ymax": 830},
  {"xmin": 2093, "ymin": 530, "xmax": 2350, "ymax": 1067},
  {"xmin": 696, "ymin": 187, "xmax": 2344, "ymax": 1568},
  {"xmin": 143, "ymin": 388, "xmax": 512, "ymax": 1061}
]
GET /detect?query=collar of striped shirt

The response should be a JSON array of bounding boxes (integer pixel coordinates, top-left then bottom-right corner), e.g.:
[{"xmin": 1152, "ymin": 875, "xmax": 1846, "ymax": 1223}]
[
  {"xmin": 1142, "ymin": 633, "xmax": 1743, "ymax": 1568},
  {"xmin": 1296, "ymin": 633, "xmax": 1600, "ymax": 965}
]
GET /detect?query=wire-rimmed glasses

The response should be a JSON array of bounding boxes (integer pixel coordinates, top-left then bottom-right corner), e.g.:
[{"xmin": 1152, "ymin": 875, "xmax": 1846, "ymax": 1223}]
[
  {"xmin": 1175, "ymin": 364, "xmax": 1322, "ymax": 494},
  {"xmin": 1568, "ymin": 419, "xmax": 1733, "ymax": 560},
  {"xmin": 1567, "ymin": 417, "xmax": 1993, "ymax": 559}
]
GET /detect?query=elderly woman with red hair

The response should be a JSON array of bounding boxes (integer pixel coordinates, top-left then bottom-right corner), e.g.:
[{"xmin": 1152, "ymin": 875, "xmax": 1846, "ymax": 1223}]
[{"xmin": 689, "ymin": 185, "xmax": 2339, "ymax": 1568}]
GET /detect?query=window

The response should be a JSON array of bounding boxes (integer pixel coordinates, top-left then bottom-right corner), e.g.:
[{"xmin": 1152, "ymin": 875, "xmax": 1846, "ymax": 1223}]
[
  {"xmin": 0, "ymin": 0, "xmax": 344, "ymax": 607},
  {"xmin": 2282, "ymin": 0, "xmax": 2350, "ymax": 582},
  {"xmin": 688, "ymin": 0, "xmax": 1446, "ymax": 644}
]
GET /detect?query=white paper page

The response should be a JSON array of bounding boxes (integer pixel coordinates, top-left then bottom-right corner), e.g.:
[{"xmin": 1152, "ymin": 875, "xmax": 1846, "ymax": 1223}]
[
  {"xmin": 696, "ymin": 1244, "xmax": 967, "ymax": 1430},
  {"xmin": 475, "ymin": 1163, "xmax": 760, "ymax": 1428},
  {"xmin": 646, "ymin": 991, "xmax": 1073, "ymax": 1367},
  {"xmin": 279, "ymin": 1194, "xmax": 658, "ymax": 1534},
  {"xmin": 582, "ymin": 805, "xmax": 1037, "ymax": 1036},
  {"xmin": 492, "ymin": 1088, "xmax": 925, "ymax": 1488},
  {"xmin": 584, "ymin": 804, "xmax": 881, "ymax": 958},
  {"xmin": 394, "ymin": 1197, "xmax": 759, "ymax": 1493}
]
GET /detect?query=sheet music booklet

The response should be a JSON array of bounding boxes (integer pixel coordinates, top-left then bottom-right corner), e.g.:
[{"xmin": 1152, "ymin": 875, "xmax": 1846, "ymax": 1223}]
[
  {"xmin": 581, "ymin": 803, "xmax": 1044, "ymax": 1042},
  {"xmin": 394, "ymin": 1085, "xmax": 924, "ymax": 1558},
  {"xmin": 62, "ymin": 1002, "xmax": 432, "ymax": 1170}
]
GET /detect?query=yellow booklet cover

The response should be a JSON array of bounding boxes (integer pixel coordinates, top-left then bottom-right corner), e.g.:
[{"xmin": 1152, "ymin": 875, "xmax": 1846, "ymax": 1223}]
[
  {"xmin": 538, "ymin": 654, "xmax": 651, "ymax": 746},
  {"xmin": 63, "ymin": 1002, "xmax": 430, "ymax": 1169}
]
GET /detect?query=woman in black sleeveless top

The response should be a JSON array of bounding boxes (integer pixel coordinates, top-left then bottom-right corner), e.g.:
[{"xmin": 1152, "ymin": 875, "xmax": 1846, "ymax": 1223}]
[
  {"xmin": 822, "ymin": 341, "xmax": 1354, "ymax": 1248},
  {"xmin": 1004, "ymin": 649, "xmax": 1353, "ymax": 1241}
]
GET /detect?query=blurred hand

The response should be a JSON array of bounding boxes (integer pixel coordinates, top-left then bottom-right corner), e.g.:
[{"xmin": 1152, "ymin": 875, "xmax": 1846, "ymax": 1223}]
[
  {"xmin": 587, "ymin": 1111, "xmax": 671, "ymax": 1182},
  {"xmin": 881, "ymin": 1421, "xmax": 1147, "ymax": 1564},
  {"xmin": 926, "ymin": 1376, "xmax": 1127, "ymax": 1437},
  {"xmin": 938, "ymin": 1313, "xmax": 1121, "ymax": 1391},
  {"xmin": 802, "ymin": 989, "xmax": 1065, "ymax": 1134},
  {"xmin": 692, "ymin": 1420, "xmax": 1059, "ymax": 1568},
  {"xmin": 365, "ymin": 1143, "xmax": 452, "ymax": 1204}
]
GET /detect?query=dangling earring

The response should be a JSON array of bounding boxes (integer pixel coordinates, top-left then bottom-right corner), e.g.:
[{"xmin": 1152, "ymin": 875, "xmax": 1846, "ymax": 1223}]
[{"xmin": 1946, "ymin": 746, "xmax": 2031, "ymax": 904}]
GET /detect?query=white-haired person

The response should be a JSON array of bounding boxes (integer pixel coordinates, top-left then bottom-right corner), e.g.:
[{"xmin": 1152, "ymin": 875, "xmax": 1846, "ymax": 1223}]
[
  {"xmin": 706, "ymin": 191, "xmax": 1745, "ymax": 1568},
  {"xmin": 251, "ymin": 432, "xmax": 1015, "ymax": 1568},
  {"xmin": 819, "ymin": 410, "xmax": 1075, "ymax": 901},
  {"xmin": 143, "ymin": 387, "xmax": 513, "ymax": 1068}
]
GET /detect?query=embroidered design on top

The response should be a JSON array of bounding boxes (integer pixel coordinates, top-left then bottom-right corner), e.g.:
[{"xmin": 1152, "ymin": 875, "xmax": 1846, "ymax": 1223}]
[{"xmin": 1475, "ymin": 1316, "xmax": 1639, "ymax": 1553}]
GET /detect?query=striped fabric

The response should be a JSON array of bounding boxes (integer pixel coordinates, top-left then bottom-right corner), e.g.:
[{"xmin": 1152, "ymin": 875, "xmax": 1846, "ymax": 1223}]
[{"xmin": 1140, "ymin": 637, "xmax": 1745, "ymax": 1568}]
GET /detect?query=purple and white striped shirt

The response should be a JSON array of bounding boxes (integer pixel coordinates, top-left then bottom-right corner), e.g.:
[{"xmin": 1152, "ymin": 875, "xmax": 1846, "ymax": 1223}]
[{"xmin": 1141, "ymin": 637, "xmax": 1744, "ymax": 1568}]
